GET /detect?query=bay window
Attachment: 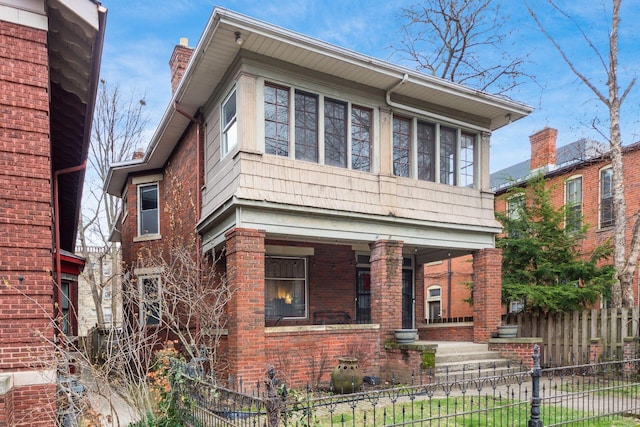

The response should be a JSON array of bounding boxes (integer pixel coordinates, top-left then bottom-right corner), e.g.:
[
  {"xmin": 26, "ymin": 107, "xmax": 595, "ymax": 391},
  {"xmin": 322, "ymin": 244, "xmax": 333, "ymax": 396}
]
[
  {"xmin": 393, "ymin": 117, "xmax": 411, "ymax": 177},
  {"xmin": 221, "ymin": 88, "xmax": 237, "ymax": 157}
]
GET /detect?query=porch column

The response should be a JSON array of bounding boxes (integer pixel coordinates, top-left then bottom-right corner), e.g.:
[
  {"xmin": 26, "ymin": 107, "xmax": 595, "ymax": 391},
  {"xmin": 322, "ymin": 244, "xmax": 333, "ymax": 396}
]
[
  {"xmin": 472, "ymin": 248, "xmax": 502, "ymax": 342},
  {"xmin": 369, "ymin": 240, "xmax": 403, "ymax": 341},
  {"xmin": 225, "ymin": 227, "xmax": 266, "ymax": 386}
]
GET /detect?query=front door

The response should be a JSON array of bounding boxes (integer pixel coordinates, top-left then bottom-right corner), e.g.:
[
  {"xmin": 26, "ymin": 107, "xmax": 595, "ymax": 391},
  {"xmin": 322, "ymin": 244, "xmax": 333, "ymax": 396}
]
[
  {"xmin": 355, "ymin": 268, "xmax": 371, "ymax": 323},
  {"xmin": 402, "ymin": 268, "xmax": 414, "ymax": 329}
]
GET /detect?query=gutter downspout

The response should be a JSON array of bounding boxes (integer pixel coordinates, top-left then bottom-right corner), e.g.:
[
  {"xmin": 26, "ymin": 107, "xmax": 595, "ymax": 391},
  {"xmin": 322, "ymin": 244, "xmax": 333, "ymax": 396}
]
[
  {"xmin": 53, "ymin": 161, "xmax": 87, "ymax": 337},
  {"xmin": 173, "ymin": 102, "xmax": 204, "ymax": 346},
  {"xmin": 385, "ymin": 74, "xmax": 492, "ymax": 133}
]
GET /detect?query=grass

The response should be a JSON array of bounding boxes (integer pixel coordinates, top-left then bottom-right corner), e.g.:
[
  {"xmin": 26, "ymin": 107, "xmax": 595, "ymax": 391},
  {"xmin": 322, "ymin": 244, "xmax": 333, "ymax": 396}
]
[{"xmin": 282, "ymin": 395, "xmax": 640, "ymax": 427}]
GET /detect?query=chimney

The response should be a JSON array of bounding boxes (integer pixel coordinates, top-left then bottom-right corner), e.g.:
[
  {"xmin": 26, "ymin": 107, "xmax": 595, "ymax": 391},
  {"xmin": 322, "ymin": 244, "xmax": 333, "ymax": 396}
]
[
  {"xmin": 529, "ymin": 127, "xmax": 557, "ymax": 171},
  {"xmin": 169, "ymin": 37, "xmax": 194, "ymax": 94},
  {"xmin": 132, "ymin": 148, "xmax": 144, "ymax": 160}
]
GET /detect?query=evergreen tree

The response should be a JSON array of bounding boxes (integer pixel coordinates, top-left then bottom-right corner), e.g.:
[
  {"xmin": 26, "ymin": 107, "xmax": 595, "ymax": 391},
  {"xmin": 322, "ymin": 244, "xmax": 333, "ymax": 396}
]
[{"xmin": 497, "ymin": 175, "xmax": 614, "ymax": 313}]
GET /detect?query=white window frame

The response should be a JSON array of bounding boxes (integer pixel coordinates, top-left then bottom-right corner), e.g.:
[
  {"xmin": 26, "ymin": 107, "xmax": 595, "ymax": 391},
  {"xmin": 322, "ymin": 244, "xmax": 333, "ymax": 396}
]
[
  {"xmin": 564, "ymin": 175, "xmax": 583, "ymax": 233},
  {"xmin": 137, "ymin": 183, "xmax": 159, "ymax": 237},
  {"xmin": 261, "ymin": 80, "xmax": 377, "ymax": 172},
  {"xmin": 599, "ymin": 166, "xmax": 614, "ymax": 229},
  {"xmin": 426, "ymin": 285, "xmax": 442, "ymax": 321},
  {"xmin": 221, "ymin": 87, "xmax": 237, "ymax": 158}
]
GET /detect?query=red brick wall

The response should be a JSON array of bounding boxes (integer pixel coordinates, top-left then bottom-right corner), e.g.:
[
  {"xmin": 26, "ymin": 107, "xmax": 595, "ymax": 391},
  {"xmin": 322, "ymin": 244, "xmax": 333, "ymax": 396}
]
[
  {"xmin": 0, "ymin": 19, "xmax": 57, "ymax": 425},
  {"xmin": 473, "ymin": 249, "xmax": 502, "ymax": 342},
  {"xmin": 369, "ymin": 240, "xmax": 403, "ymax": 341},
  {"xmin": 264, "ymin": 327, "xmax": 379, "ymax": 388},
  {"xmin": 418, "ymin": 324, "xmax": 473, "ymax": 341},
  {"xmin": 423, "ymin": 257, "xmax": 474, "ymax": 321}
]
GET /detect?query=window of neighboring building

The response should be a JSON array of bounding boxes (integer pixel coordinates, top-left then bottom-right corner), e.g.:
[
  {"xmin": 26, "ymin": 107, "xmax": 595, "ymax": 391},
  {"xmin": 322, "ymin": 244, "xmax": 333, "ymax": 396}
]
[
  {"xmin": 264, "ymin": 83, "xmax": 289, "ymax": 156},
  {"xmin": 440, "ymin": 126, "xmax": 457, "ymax": 185},
  {"xmin": 265, "ymin": 256, "xmax": 307, "ymax": 319},
  {"xmin": 460, "ymin": 133, "xmax": 475, "ymax": 187},
  {"xmin": 139, "ymin": 276, "xmax": 161, "ymax": 326},
  {"xmin": 426, "ymin": 286, "xmax": 441, "ymax": 321},
  {"xmin": 294, "ymin": 91, "xmax": 318, "ymax": 162},
  {"xmin": 221, "ymin": 87, "xmax": 237, "ymax": 157},
  {"xmin": 417, "ymin": 121, "xmax": 435, "ymax": 181},
  {"xmin": 565, "ymin": 176, "xmax": 582, "ymax": 233},
  {"xmin": 138, "ymin": 183, "xmax": 159, "ymax": 236},
  {"xmin": 61, "ymin": 280, "xmax": 71, "ymax": 335},
  {"xmin": 351, "ymin": 106, "xmax": 372, "ymax": 171},
  {"xmin": 506, "ymin": 193, "xmax": 525, "ymax": 220},
  {"xmin": 324, "ymin": 98, "xmax": 348, "ymax": 167},
  {"xmin": 103, "ymin": 283, "xmax": 112, "ymax": 300},
  {"xmin": 509, "ymin": 300, "xmax": 524, "ymax": 313},
  {"xmin": 103, "ymin": 307, "xmax": 113, "ymax": 323},
  {"xmin": 393, "ymin": 117, "xmax": 411, "ymax": 177},
  {"xmin": 600, "ymin": 167, "xmax": 614, "ymax": 228}
]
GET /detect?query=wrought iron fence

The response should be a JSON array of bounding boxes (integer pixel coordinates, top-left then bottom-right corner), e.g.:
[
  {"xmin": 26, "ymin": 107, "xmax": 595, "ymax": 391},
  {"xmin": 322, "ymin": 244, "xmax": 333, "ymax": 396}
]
[{"xmin": 175, "ymin": 345, "xmax": 640, "ymax": 426}]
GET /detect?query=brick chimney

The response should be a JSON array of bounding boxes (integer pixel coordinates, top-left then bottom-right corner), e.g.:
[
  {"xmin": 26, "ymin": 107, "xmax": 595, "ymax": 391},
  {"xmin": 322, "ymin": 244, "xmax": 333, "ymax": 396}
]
[
  {"xmin": 529, "ymin": 127, "xmax": 557, "ymax": 171},
  {"xmin": 169, "ymin": 37, "xmax": 194, "ymax": 94}
]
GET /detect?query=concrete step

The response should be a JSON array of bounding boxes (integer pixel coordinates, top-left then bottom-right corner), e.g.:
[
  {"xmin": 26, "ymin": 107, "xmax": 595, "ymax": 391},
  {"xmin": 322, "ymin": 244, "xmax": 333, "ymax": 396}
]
[{"xmin": 435, "ymin": 350, "xmax": 503, "ymax": 364}]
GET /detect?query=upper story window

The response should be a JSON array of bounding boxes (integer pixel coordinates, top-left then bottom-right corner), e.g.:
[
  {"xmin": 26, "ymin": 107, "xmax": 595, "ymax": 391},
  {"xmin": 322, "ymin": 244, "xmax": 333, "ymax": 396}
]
[
  {"xmin": 506, "ymin": 194, "xmax": 524, "ymax": 220},
  {"xmin": 264, "ymin": 82, "xmax": 372, "ymax": 172},
  {"xmin": 221, "ymin": 87, "xmax": 237, "ymax": 157},
  {"xmin": 392, "ymin": 116, "xmax": 476, "ymax": 187},
  {"xmin": 417, "ymin": 121, "xmax": 435, "ymax": 181},
  {"xmin": 138, "ymin": 183, "xmax": 159, "ymax": 236},
  {"xmin": 351, "ymin": 106, "xmax": 372, "ymax": 172},
  {"xmin": 600, "ymin": 167, "xmax": 614, "ymax": 228},
  {"xmin": 565, "ymin": 176, "xmax": 582, "ymax": 233},
  {"xmin": 295, "ymin": 91, "xmax": 319, "ymax": 162},
  {"xmin": 324, "ymin": 99, "xmax": 348, "ymax": 167},
  {"xmin": 265, "ymin": 84, "xmax": 289, "ymax": 156},
  {"xmin": 460, "ymin": 133, "xmax": 475, "ymax": 187},
  {"xmin": 393, "ymin": 117, "xmax": 411, "ymax": 177}
]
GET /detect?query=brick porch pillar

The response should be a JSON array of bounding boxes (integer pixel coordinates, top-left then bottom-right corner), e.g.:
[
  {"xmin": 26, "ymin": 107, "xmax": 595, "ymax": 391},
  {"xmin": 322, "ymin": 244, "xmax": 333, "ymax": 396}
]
[
  {"xmin": 472, "ymin": 248, "xmax": 502, "ymax": 343},
  {"xmin": 369, "ymin": 240, "xmax": 403, "ymax": 342},
  {"xmin": 225, "ymin": 228, "xmax": 266, "ymax": 387}
]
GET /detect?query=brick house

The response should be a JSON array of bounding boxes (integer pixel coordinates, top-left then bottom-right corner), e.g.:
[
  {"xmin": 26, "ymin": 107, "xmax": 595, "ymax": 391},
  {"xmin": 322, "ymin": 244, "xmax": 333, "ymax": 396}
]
[
  {"xmin": 0, "ymin": 1, "xmax": 105, "ymax": 425},
  {"xmin": 105, "ymin": 8, "xmax": 531, "ymax": 387},
  {"xmin": 423, "ymin": 127, "xmax": 639, "ymax": 337}
]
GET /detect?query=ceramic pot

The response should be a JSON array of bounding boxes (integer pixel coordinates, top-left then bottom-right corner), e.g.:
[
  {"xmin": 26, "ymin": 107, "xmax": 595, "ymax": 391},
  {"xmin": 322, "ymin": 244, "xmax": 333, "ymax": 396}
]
[
  {"xmin": 497, "ymin": 324, "xmax": 518, "ymax": 338},
  {"xmin": 331, "ymin": 357, "xmax": 362, "ymax": 393}
]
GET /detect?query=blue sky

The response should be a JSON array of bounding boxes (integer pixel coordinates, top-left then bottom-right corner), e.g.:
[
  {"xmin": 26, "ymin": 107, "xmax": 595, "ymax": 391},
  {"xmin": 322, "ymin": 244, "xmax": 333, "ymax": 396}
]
[{"xmin": 98, "ymin": 0, "xmax": 640, "ymax": 172}]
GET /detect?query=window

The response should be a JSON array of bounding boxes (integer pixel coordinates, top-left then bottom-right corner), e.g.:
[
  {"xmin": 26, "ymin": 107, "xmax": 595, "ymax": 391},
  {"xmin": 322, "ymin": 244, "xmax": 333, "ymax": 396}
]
[
  {"xmin": 440, "ymin": 126, "xmax": 457, "ymax": 185},
  {"xmin": 417, "ymin": 121, "xmax": 435, "ymax": 181},
  {"xmin": 265, "ymin": 256, "xmax": 307, "ymax": 319},
  {"xmin": 565, "ymin": 176, "xmax": 582, "ymax": 233},
  {"xmin": 264, "ymin": 84, "xmax": 289, "ymax": 156},
  {"xmin": 600, "ymin": 168, "xmax": 614, "ymax": 228},
  {"xmin": 103, "ymin": 283, "xmax": 112, "ymax": 300},
  {"xmin": 324, "ymin": 99, "xmax": 347, "ymax": 167},
  {"xmin": 61, "ymin": 280, "xmax": 71, "ymax": 335},
  {"xmin": 506, "ymin": 194, "xmax": 525, "ymax": 220},
  {"xmin": 138, "ymin": 183, "xmax": 159, "ymax": 236},
  {"xmin": 294, "ymin": 91, "xmax": 318, "ymax": 162},
  {"xmin": 426, "ymin": 286, "xmax": 441, "ymax": 321},
  {"xmin": 393, "ymin": 117, "xmax": 411, "ymax": 177},
  {"xmin": 351, "ymin": 106, "xmax": 372, "ymax": 171},
  {"xmin": 460, "ymin": 133, "xmax": 475, "ymax": 187},
  {"xmin": 509, "ymin": 300, "xmax": 524, "ymax": 313},
  {"xmin": 139, "ymin": 276, "xmax": 161, "ymax": 325},
  {"xmin": 221, "ymin": 88, "xmax": 237, "ymax": 157}
]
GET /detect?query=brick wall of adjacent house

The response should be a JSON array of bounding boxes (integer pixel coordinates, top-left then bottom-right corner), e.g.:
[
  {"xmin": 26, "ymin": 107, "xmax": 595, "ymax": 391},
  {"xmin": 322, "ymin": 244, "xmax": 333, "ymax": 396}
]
[
  {"xmin": 423, "ymin": 257, "xmax": 474, "ymax": 321},
  {"xmin": 0, "ymin": 19, "xmax": 57, "ymax": 425}
]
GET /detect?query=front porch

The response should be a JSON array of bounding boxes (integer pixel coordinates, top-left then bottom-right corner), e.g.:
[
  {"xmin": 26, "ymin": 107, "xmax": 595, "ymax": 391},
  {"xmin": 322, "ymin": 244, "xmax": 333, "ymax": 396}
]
[{"xmin": 218, "ymin": 227, "xmax": 503, "ymax": 388}]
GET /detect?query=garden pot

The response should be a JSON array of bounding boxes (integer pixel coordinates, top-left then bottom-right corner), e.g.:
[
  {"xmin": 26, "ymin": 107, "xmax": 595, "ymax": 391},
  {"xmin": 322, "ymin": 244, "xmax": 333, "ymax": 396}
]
[
  {"xmin": 331, "ymin": 357, "xmax": 362, "ymax": 393},
  {"xmin": 394, "ymin": 329, "xmax": 418, "ymax": 344},
  {"xmin": 497, "ymin": 324, "xmax": 518, "ymax": 338}
]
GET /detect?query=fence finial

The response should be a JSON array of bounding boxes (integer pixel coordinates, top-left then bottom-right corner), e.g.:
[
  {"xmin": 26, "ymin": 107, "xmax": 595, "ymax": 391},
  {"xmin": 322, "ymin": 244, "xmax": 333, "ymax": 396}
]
[{"xmin": 529, "ymin": 344, "xmax": 542, "ymax": 427}]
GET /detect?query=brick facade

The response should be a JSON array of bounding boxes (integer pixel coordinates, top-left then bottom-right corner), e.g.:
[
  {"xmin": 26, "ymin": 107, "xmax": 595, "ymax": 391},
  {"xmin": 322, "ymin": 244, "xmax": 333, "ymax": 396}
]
[
  {"xmin": 369, "ymin": 240, "xmax": 404, "ymax": 341},
  {"xmin": 0, "ymin": 19, "xmax": 57, "ymax": 425}
]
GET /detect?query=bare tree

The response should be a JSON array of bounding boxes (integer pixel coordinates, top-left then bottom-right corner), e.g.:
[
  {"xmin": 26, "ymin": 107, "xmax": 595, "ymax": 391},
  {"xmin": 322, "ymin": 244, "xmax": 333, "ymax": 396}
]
[
  {"xmin": 526, "ymin": 0, "xmax": 636, "ymax": 307},
  {"xmin": 395, "ymin": 0, "xmax": 530, "ymax": 94},
  {"xmin": 78, "ymin": 80, "xmax": 148, "ymax": 326}
]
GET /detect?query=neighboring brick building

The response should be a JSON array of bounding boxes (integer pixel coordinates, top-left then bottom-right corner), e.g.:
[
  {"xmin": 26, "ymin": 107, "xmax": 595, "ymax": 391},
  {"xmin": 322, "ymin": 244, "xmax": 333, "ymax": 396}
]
[
  {"xmin": 105, "ymin": 8, "xmax": 531, "ymax": 387},
  {"xmin": 0, "ymin": 1, "xmax": 105, "ymax": 425},
  {"xmin": 424, "ymin": 127, "xmax": 639, "ymax": 339}
]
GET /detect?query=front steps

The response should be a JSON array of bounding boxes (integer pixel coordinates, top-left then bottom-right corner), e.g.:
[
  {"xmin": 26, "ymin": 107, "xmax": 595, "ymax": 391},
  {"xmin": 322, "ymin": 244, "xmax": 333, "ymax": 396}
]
[{"xmin": 428, "ymin": 341, "xmax": 528, "ymax": 381}]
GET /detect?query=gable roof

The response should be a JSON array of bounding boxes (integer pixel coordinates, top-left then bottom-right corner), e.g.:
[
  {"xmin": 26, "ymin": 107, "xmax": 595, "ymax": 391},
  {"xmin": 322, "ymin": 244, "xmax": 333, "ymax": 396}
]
[
  {"xmin": 490, "ymin": 138, "xmax": 607, "ymax": 192},
  {"xmin": 105, "ymin": 7, "xmax": 532, "ymax": 196}
]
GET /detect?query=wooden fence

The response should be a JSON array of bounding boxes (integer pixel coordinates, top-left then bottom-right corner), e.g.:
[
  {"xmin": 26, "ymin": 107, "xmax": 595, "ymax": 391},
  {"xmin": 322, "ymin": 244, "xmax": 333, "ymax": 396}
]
[{"xmin": 505, "ymin": 308, "xmax": 640, "ymax": 364}]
